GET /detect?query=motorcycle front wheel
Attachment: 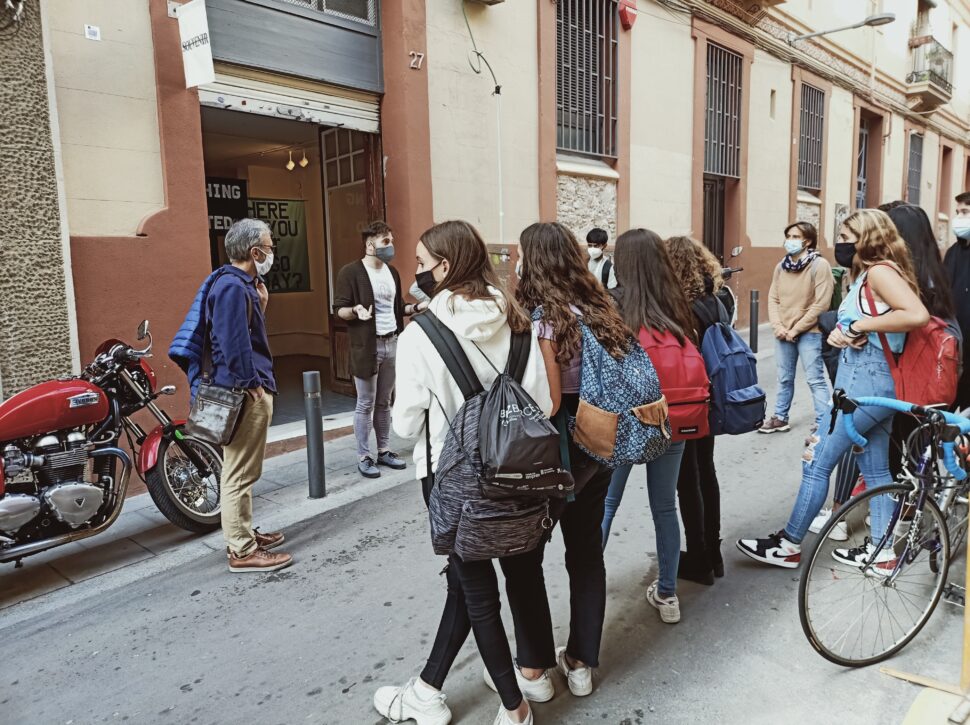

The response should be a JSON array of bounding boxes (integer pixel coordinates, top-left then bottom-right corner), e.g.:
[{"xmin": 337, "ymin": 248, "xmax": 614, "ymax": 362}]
[{"xmin": 145, "ymin": 436, "xmax": 222, "ymax": 533}]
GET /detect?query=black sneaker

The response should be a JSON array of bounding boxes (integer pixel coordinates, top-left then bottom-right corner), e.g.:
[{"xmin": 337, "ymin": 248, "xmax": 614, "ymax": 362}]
[
  {"xmin": 358, "ymin": 457, "xmax": 381, "ymax": 478},
  {"xmin": 736, "ymin": 530, "xmax": 801, "ymax": 568},
  {"xmin": 377, "ymin": 450, "xmax": 407, "ymax": 470}
]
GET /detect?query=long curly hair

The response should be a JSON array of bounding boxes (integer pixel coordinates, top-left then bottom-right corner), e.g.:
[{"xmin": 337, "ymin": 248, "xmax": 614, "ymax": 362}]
[
  {"xmin": 613, "ymin": 229, "xmax": 697, "ymax": 345},
  {"xmin": 515, "ymin": 222, "xmax": 630, "ymax": 364},
  {"xmin": 420, "ymin": 220, "xmax": 532, "ymax": 334},
  {"xmin": 842, "ymin": 209, "xmax": 919, "ymax": 293},
  {"xmin": 664, "ymin": 236, "xmax": 709, "ymax": 302}
]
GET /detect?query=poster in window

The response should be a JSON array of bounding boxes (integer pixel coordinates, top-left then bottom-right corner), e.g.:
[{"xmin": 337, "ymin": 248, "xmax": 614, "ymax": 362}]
[{"xmin": 248, "ymin": 198, "xmax": 311, "ymax": 293}]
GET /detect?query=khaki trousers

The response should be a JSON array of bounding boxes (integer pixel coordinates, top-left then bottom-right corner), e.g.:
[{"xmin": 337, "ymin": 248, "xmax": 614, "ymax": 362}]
[{"xmin": 221, "ymin": 394, "xmax": 273, "ymax": 557}]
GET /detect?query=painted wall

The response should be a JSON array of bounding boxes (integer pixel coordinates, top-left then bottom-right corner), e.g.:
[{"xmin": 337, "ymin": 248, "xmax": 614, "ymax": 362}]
[
  {"xmin": 424, "ymin": 0, "xmax": 539, "ymax": 243},
  {"xmin": 882, "ymin": 113, "xmax": 907, "ymax": 203},
  {"xmin": 747, "ymin": 49, "xmax": 793, "ymax": 248},
  {"xmin": 46, "ymin": 0, "xmax": 164, "ymax": 236},
  {"xmin": 824, "ymin": 85, "xmax": 856, "ymax": 234},
  {"xmin": 628, "ymin": 10, "xmax": 694, "ymax": 236}
]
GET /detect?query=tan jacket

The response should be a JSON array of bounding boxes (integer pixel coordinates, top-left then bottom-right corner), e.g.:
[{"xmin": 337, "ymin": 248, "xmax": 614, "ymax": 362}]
[{"xmin": 767, "ymin": 255, "xmax": 835, "ymax": 336}]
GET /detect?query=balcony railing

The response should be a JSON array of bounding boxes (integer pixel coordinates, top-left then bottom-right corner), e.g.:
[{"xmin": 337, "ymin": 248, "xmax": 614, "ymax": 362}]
[{"xmin": 907, "ymin": 36, "xmax": 953, "ymax": 94}]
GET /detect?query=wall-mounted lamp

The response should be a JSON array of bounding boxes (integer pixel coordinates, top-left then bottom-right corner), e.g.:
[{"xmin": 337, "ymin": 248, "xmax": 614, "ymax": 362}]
[
  {"xmin": 286, "ymin": 150, "xmax": 295, "ymax": 171},
  {"xmin": 788, "ymin": 13, "xmax": 895, "ymax": 44}
]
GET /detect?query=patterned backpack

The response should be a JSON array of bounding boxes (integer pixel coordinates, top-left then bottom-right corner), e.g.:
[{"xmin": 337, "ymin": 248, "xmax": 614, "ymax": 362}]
[{"xmin": 536, "ymin": 307, "xmax": 670, "ymax": 467}]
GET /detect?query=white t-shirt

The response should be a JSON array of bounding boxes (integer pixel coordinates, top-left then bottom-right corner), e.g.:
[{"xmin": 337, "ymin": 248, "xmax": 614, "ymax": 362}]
[
  {"xmin": 588, "ymin": 256, "xmax": 618, "ymax": 288},
  {"xmin": 365, "ymin": 263, "xmax": 397, "ymax": 335}
]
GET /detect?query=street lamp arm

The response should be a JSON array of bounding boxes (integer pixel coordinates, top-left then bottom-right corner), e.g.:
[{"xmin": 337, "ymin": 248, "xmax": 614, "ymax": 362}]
[{"xmin": 788, "ymin": 13, "xmax": 895, "ymax": 45}]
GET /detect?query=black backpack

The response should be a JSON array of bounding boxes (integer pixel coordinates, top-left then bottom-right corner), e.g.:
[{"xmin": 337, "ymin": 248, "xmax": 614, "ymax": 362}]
[
  {"xmin": 414, "ymin": 313, "xmax": 572, "ymax": 561},
  {"xmin": 601, "ymin": 259, "xmax": 612, "ymax": 287}
]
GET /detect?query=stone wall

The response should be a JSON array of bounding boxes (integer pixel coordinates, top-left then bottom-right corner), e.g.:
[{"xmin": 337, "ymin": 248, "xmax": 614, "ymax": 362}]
[
  {"xmin": 556, "ymin": 174, "xmax": 617, "ymax": 241},
  {"xmin": 0, "ymin": 6, "xmax": 74, "ymax": 395}
]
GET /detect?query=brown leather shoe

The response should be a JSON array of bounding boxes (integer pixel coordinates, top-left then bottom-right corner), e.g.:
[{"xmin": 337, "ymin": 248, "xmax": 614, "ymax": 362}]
[
  {"xmin": 228, "ymin": 547, "xmax": 293, "ymax": 573},
  {"xmin": 253, "ymin": 528, "xmax": 284, "ymax": 550}
]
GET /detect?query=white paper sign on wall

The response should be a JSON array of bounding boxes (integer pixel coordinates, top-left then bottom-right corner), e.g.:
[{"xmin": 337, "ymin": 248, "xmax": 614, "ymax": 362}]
[{"xmin": 177, "ymin": 0, "xmax": 215, "ymax": 88}]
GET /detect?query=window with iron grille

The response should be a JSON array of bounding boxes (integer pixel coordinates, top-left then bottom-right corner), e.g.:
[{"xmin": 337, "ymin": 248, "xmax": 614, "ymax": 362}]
[
  {"xmin": 798, "ymin": 83, "xmax": 824, "ymax": 192},
  {"xmin": 907, "ymin": 133, "xmax": 923, "ymax": 205},
  {"xmin": 276, "ymin": 0, "xmax": 376, "ymax": 25},
  {"xmin": 704, "ymin": 43, "xmax": 743, "ymax": 178},
  {"xmin": 556, "ymin": 0, "xmax": 619, "ymax": 158}
]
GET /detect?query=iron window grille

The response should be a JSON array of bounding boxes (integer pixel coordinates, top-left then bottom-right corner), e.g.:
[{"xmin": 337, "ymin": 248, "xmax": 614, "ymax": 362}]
[
  {"xmin": 556, "ymin": 0, "xmax": 619, "ymax": 158},
  {"xmin": 276, "ymin": 0, "xmax": 376, "ymax": 25},
  {"xmin": 798, "ymin": 83, "xmax": 824, "ymax": 192},
  {"xmin": 907, "ymin": 133, "xmax": 923, "ymax": 205},
  {"xmin": 704, "ymin": 42, "xmax": 743, "ymax": 178},
  {"xmin": 855, "ymin": 117, "xmax": 869, "ymax": 209}
]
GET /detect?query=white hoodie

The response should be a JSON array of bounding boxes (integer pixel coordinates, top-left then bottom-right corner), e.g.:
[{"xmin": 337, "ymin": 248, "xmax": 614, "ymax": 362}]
[{"xmin": 393, "ymin": 288, "xmax": 553, "ymax": 481}]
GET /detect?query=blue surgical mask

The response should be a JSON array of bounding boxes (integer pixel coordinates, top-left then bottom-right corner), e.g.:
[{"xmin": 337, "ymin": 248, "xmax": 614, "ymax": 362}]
[
  {"xmin": 374, "ymin": 244, "xmax": 395, "ymax": 263},
  {"xmin": 784, "ymin": 239, "xmax": 804, "ymax": 256},
  {"xmin": 954, "ymin": 217, "xmax": 970, "ymax": 241}
]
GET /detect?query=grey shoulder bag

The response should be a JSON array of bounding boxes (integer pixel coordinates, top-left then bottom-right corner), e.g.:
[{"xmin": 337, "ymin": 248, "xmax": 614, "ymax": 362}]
[{"xmin": 184, "ymin": 294, "xmax": 253, "ymax": 447}]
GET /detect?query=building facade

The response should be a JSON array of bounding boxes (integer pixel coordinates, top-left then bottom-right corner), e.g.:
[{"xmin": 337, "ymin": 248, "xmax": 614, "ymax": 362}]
[{"xmin": 1, "ymin": 0, "xmax": 969, "ymax": 430}]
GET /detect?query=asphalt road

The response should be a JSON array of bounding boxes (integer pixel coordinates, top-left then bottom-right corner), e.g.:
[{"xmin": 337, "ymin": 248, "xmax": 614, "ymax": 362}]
[{"xmin": 0, "ymin": 380, "xmax": 964, "ymax": 725}]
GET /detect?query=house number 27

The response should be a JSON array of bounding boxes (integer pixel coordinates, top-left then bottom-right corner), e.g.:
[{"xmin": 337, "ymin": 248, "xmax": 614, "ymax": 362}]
[{"xmin": 409, "ymin": 51, "xmax": 425, "ymax": 70}]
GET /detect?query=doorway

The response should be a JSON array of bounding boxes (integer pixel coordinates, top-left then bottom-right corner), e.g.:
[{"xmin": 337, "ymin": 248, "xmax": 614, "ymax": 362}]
[
  {"xmin": 702, "ymin": 174, "xmax": 726, "ymax": 261},
  {"xmin": 200, "ymin": 107, "xmax": 363, "ymax": 426}
]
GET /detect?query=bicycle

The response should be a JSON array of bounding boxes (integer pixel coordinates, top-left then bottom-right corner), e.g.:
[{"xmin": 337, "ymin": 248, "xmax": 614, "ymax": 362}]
[{"xmin": 798, "ymin": 391, "xmax": 970, "ymax": 667}]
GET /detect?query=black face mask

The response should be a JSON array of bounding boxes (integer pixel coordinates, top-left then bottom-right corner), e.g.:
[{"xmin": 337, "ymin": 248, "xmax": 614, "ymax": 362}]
[
  {"xmin": 834, "ymin": 242, "xmax": 856, "ymax": 268},
  {"xmin": 415, "ymin": 262, "xmax": 442, "ymax": 299}
]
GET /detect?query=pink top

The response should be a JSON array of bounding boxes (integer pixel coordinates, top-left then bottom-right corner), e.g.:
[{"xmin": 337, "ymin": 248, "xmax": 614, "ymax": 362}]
[{"xmin": 534, "ymin": 305, "xmax": 582, "ymax": 394}]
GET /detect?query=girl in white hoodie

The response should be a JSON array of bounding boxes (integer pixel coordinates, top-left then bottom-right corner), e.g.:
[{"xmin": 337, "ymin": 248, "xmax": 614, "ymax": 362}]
[{"xmin": 373, "ymin": 221, "xmax": 555, "ymax": 725}]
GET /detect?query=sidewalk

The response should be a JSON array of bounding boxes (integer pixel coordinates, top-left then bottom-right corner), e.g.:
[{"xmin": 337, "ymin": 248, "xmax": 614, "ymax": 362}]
[{"xmin": 0, "ymin": 426, "xmax": 417, "ymax": 614}]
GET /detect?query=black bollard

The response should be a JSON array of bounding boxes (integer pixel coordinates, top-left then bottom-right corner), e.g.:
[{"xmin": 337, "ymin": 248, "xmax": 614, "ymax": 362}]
[
  {"xmin": 749, "ymin": 290, "xmax": 760, "ymax": 354},
  {"xmin": 304, "ymin": 371, "xmax": 326, "ymax": 499}
]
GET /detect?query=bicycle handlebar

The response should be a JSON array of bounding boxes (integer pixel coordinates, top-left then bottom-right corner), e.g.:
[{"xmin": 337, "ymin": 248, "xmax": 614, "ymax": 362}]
[{"xmin": 835, "ymin": 393, "xmax": 970, "ymax": 481}]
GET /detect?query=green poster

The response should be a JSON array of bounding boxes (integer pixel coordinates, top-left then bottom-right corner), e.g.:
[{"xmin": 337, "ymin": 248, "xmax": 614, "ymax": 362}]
[{"xmin": 247, "ymin": 198, "xmax": 310, "ymax": 293}]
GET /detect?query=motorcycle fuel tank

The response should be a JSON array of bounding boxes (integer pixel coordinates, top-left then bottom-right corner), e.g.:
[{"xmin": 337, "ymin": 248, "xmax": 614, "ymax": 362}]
[{"xmin": 0, "ymin": 380, "xmax": 109, "ymax": 441}]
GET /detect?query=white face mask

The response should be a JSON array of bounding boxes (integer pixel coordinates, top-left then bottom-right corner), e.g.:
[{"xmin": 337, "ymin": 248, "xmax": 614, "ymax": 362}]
[
  {"xmin": 588, "ymin": 246, "xmax": 604, "ymax": 260},
  {"xmin": 255, "ymin": 251, "xmax": 274, "ymax": 276}
]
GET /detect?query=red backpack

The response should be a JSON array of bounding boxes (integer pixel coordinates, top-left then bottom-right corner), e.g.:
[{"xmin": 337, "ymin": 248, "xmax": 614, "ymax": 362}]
[
  {"xmin": 638, "ymin": 327, "xmax": 711, "ymax": 441},
  {"xmin": 864, "ymin": 273, "xmax": 960, "ymax": 406}
]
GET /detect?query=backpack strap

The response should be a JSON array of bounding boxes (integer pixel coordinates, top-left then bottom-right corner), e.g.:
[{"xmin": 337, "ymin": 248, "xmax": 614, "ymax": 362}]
[
  {"xmin": 862, "ymin": 276, "xmax": 899, "ymax": 373},
  {"xmin": 413, "ymin": 312, "xmax": 484, "ymax": 401},
  {"xmin": 601, "ymin": 259, "xmax": 612, "ymax": 287},
  {"xmin": 505, "ymin": 331, "xmax": 531, "ymax": 384}
]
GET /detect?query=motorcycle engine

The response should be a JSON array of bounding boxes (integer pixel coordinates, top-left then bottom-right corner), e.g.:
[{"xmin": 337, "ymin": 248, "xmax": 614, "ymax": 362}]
[{"xmin": 0, "ymin": 432, "xmax": 103, "ymax": 535}]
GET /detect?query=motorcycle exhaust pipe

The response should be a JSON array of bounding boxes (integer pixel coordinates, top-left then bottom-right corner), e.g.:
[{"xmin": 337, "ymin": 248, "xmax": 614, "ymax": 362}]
[{"xmin": 0, "ymin": 447, "xmax": 132, "ymax": 565}]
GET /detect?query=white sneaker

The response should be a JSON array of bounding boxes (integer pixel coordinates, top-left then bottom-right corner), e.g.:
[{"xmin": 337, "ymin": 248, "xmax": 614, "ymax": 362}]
[
  {"xmin": 483, "ymin": 665, "xmax": 555, "ymax": 703},
  {"xmin": 809, "ymin": 507, "xmax": 832, "ymax": 534},
  {"xmin": 492, "ymin": 702, "xmax": 533, "ymax": 725},
  {"xmin": 373, "ymin": 678, "xmax": 452, "ymax": 725},
  {"xmin": 555, "ymin": 646, "xmax": 593, "ymax": 697},
  {"xmin": 646, "ymin": 580, "xmax": 681, "ymax": 623},
  {"xmin": 828, "ymin": 521, "xmax": 848, "ymax": 541},
  {"xmin": 832, "ymin": 538, "xmax": 897, "ymax": 577}
]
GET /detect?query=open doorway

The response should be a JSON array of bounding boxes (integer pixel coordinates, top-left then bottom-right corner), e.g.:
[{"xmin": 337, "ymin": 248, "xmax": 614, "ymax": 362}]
[{"xmin": 200, "ymin": 107, "xmax": 359, "ymax": 427}]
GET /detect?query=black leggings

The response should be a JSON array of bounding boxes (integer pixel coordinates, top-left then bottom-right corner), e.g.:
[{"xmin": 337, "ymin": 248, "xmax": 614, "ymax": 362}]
[
  {"xmin": 676, "ymin": 435, "xmax": 722, "ymax": 570},
  {"xmin": 419, "ymin": 478, "xmax": 555, "ymax": 710}
]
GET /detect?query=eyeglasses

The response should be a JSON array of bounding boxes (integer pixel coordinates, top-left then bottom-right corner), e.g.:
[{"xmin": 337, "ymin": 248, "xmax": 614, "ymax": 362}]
[{"xmin": 257, "ymin": 244, "xmax": 278, "ymax": 254}]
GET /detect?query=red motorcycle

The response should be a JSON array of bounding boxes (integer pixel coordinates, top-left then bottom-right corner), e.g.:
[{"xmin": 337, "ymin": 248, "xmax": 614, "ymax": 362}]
[{"xmin": 0, "ymin": 321, "xmax": 222, "ymax": 566}]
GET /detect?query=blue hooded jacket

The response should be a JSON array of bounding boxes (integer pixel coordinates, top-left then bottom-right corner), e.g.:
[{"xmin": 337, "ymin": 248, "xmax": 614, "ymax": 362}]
[{"xmin": 168, "ymin": 268, "xmax": 229, "ymax": 399}]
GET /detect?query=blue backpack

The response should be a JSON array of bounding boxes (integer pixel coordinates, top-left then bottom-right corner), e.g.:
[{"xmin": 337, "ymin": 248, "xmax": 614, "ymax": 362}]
[
  {"xmin": 535, "ymin": 307, "xmax": 670, "ymax": 468},
  {"xmin": 695, "ymin": 300, "xmax": 766, "ymax": 435}
]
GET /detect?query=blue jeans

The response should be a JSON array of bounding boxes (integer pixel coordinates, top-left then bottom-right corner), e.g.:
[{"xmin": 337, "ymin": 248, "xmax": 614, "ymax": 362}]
[
  {"xmin": 783, "ymin": 343, "xmax": 897, "ymax": 544},
  {"xmin": 773, "ymin": 332, "xmax": 831, "ymax": 429},
  {"xmin": 601, "ymin": 440, "xmax": 686, "ymax": 597}
]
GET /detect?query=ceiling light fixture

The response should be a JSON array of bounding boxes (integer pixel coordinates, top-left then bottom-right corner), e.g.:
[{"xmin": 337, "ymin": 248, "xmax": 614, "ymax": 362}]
[
  {"xmin": 286, "ymin": 150, "xmax": 296, "ymax": 171},
  {"xmin": 299, "ymin": 149, "xmax": 309, "ymax": 168}
]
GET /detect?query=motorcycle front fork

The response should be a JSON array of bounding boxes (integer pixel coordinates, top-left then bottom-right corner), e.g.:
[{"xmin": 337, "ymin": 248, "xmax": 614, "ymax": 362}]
[{"xmin": 123, "ymin": 402, "xmax": 213, "ymax": 478}]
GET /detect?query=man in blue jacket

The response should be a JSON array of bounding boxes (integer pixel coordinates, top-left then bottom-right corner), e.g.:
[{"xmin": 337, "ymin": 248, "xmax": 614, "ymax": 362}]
[{"xmin": 206, "ymin": 218, "xmax": 292, "ymax": 573}]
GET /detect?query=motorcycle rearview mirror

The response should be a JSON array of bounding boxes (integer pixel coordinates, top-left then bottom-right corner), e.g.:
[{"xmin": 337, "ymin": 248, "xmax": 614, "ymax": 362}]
[
  {"xmin": 136, "ymin": 320, "xmax": 150, "ymax": 341},
  {"xmin": 159, "ymin": 385, "xmax": 177, "ymax": 396},
  {"xmin": 730, "ymin": 246, "xmax": 743, "ymax": 258}
]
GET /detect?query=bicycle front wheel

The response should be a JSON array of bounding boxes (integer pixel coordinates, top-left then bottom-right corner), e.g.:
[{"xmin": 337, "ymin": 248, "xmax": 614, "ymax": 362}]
[{"xmin": 798, "ymin": 483, "xmax": 950, "ymax": 667}]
